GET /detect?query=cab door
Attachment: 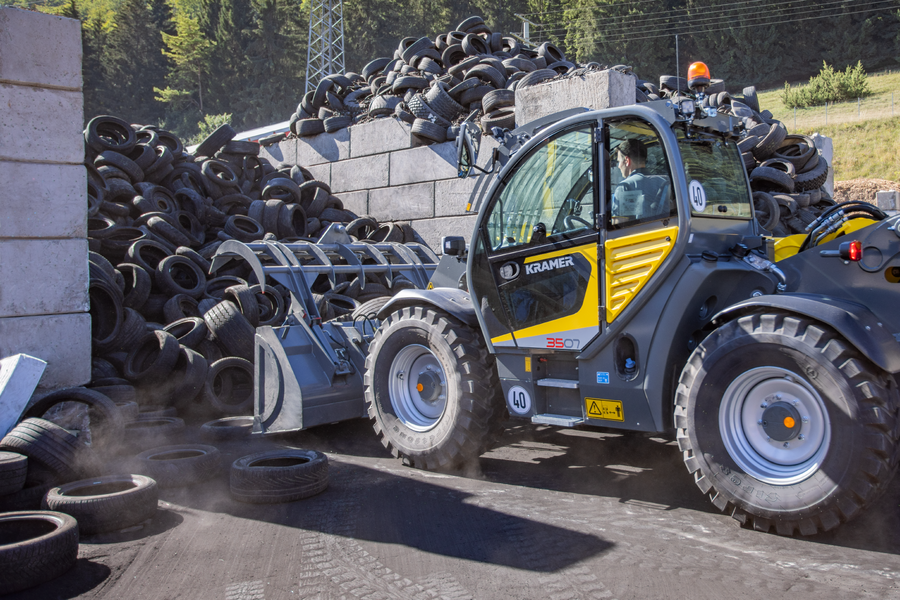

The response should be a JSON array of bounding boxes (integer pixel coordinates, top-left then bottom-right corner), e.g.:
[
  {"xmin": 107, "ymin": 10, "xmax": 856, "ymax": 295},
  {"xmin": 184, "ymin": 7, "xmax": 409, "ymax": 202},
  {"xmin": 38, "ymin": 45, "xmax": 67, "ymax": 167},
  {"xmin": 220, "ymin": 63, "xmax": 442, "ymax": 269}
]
[{"xmin": 469, "ymin": 123, "xmax": 601, "ymax": 351}]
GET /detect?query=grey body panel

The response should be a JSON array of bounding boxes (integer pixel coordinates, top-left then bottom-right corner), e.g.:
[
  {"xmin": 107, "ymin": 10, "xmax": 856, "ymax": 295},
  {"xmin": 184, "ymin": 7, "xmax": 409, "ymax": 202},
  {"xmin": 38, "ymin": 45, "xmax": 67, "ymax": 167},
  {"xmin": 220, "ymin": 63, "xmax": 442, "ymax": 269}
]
[
  {"xmin": 712, "ymin": 294, "xmax": 900, "ymax": 374},
  {"xmin": 378, "ymin": 288, "xmax": 477, "ymax": 327}
]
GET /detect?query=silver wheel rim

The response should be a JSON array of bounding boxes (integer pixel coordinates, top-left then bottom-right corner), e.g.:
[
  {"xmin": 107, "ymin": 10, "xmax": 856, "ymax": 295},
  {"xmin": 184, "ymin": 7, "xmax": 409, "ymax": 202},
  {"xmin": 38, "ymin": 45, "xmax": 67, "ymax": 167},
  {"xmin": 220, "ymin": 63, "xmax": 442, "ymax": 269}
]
[
  {"xmin": 719, "ymin": 366, "xmax": 831, "ymax": 485},
  {"xmin": 388, "ymin": 344, "xmax": 447, "ymax": 431}
]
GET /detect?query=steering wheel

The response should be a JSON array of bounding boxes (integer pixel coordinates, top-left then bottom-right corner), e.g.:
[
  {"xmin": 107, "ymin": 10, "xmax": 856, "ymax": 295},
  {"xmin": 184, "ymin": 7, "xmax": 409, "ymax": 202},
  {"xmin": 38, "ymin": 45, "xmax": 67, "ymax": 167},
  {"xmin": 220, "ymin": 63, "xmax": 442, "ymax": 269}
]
[{"xmin": 563, "ymin": 214, "xmax": 592, "ymax": 231}]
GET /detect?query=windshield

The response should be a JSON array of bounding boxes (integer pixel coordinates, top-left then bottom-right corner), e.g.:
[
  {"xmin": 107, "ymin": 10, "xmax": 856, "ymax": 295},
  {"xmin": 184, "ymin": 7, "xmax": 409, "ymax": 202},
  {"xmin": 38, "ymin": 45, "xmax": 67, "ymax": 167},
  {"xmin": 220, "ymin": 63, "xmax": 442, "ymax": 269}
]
[
  {"xmin": 677, "ymin": 131, "xmax": 752, "ymax": 220},
  {"xmin": 487, "ymin": 126, "xmax": 594, "ymax": 251}
]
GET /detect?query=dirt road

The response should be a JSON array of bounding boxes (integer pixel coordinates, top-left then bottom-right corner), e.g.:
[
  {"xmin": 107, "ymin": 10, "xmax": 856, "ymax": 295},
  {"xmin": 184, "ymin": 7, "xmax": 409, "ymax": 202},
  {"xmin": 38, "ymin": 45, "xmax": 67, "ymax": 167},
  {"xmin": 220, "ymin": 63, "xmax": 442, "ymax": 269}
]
[{"xmin": 10, "ymin": 419, "xmax": 900, "ymax": 600}]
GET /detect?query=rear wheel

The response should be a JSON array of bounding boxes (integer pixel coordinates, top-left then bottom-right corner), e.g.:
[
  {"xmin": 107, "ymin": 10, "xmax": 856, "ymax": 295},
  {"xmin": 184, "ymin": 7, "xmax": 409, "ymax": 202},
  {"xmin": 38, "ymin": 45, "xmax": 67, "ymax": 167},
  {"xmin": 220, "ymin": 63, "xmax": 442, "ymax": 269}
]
[
  {"xmin": 675, "ymin": 312, "xmax": 899, "ymax": 535},
  {"xmin": 364, "ymin": 306, "xmax": 505, "ymax": 471}
]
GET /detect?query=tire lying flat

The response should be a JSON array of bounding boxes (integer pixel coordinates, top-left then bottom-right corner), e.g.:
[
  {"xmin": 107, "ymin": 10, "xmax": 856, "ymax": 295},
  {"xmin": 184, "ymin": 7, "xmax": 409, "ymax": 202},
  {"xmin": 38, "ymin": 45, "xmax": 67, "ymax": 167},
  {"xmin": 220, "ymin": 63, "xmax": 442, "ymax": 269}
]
[
  {"xmin": 42, "ymin": 474, "xmax": 158, "ymax": 535},
  {"xmin": 230, "ymin": 449, "xmax": 328, "ymax": 503},
  {"xmin": 0, "ymin": 511, "xmax": 79, "ymax": 595}
]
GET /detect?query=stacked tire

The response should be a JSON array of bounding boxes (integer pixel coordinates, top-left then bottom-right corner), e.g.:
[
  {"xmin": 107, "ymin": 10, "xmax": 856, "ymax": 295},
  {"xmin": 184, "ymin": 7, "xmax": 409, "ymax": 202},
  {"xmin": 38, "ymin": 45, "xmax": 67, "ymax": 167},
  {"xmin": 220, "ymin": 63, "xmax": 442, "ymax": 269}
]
[
  {"xmin": 287, "ymin": 16, "xmax": 597, "ymax": 142},
  {"xmin": 84, "ymin": 115, "xmax": 432, "ymax": 420}
]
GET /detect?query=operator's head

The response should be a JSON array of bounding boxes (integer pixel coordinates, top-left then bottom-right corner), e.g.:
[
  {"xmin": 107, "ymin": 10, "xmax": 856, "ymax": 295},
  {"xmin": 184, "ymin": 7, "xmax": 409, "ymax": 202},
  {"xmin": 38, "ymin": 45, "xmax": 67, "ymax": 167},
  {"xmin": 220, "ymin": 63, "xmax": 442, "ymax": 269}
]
[{"xmin": 616, "ymin": 139, "xmax": 647, "ymax": 177}]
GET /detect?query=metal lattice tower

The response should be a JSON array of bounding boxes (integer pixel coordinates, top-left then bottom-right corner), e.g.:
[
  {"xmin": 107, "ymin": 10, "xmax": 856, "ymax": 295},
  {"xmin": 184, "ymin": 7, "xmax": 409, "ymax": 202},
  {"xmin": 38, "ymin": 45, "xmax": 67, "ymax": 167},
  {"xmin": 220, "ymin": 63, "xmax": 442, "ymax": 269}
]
[{"xmin": 305, "ymin": 0, "xmax": 345, "ymax": 93}]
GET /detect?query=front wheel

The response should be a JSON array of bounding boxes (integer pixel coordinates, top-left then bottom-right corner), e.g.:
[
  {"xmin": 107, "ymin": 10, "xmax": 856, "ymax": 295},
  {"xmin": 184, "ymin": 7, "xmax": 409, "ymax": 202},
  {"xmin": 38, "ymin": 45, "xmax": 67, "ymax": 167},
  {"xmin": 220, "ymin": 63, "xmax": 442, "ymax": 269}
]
[
  {"xmin": 675, "ymin": 312, "xmax": 899, "ymax": 535},
  {"xmin": 364, "ymin": 306, "xmax": 505, "ymax": 471}
]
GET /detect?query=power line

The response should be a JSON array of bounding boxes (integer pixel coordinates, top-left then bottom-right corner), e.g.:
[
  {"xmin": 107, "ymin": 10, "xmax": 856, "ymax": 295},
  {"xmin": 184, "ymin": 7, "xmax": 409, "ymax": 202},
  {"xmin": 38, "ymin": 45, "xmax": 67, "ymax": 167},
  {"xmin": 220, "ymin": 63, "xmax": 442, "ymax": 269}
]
[
  {"xmin": 530, "ymin": 1, "xmax": 897, "ymax": 43},
  {"xmin": 532, "ymin": 0, "xmax": 874, "ymax": 32}
]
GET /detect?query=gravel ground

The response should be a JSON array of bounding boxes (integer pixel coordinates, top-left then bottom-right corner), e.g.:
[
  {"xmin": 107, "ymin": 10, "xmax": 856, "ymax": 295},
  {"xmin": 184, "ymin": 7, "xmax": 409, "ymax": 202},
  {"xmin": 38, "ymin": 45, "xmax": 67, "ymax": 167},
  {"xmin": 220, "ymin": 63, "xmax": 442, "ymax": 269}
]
[
  {"xmin": 834, "ymin": 178, "xmax": 900, "ymax": 204},
  {"xmin": 7, "ymin": 418, "xmax": 900, "ymax": 600}
]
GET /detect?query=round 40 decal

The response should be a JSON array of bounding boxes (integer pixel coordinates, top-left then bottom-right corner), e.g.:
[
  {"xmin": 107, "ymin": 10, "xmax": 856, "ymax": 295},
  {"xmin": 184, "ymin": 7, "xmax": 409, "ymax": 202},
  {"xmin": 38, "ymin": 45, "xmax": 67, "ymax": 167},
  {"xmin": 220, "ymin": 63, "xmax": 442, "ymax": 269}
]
[
  {"xmin": 688, "ymin": 179, "xmax": 707, "ymax": 213},
  {"xmin": 507, "ymin": 385, "xmax": 532, "ymax": 415}
]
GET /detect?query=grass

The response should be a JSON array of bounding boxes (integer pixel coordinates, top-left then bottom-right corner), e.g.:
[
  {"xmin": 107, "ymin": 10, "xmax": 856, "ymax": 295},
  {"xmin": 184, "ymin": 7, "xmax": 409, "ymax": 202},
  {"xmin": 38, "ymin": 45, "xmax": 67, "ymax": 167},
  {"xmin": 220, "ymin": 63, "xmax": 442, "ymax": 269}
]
[{"xmin": 754, "ymin": 71, "xmax": 900, "ymax": 182}]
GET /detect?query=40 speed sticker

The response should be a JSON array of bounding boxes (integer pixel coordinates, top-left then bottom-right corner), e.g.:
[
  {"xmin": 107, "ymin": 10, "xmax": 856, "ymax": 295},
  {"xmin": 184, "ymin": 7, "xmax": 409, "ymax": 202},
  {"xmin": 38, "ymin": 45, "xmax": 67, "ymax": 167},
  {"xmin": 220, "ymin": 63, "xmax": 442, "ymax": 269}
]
[
  {"xmin": 507, "ymin": 385, "xmax": 532, "ymax": 415},
  {"xmin": 688, "ymin": 179, "xmax": 707, "ymax": 213}
]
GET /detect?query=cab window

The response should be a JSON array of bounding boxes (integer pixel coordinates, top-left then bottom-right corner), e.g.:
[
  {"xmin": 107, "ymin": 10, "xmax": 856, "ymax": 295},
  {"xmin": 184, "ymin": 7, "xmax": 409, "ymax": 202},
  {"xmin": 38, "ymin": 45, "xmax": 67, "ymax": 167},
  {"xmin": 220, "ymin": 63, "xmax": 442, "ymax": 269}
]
[
  {"xmin": 677, "ymin": 131, "xmax": 752, "ymax": 219},
  {"xmin": 607, "ymin": 120, "xmax": 676, "ymax": 229},
  {"xmin": 485, "ymin": 126, "xmax": 595, "ymax": 252}
]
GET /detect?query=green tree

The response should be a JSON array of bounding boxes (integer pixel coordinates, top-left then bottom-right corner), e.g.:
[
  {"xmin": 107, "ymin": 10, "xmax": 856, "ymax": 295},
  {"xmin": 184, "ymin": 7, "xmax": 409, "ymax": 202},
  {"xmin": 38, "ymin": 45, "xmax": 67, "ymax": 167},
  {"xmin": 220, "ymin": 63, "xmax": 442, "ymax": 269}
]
[
  {"xmin": 155, "ymin": 10, "xmax": 215, "ymax": 133},
  {"xmin": 103, "ymin": 0, "xmax": 171, "ymax": 124}
]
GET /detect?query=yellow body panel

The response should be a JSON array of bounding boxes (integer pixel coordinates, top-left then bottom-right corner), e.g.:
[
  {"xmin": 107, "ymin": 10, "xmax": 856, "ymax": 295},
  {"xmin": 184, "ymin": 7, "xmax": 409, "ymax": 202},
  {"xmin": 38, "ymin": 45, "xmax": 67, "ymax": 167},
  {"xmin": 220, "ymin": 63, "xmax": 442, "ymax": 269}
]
[
  {"xmin": 772, "ymin": 217, "xmax": 878, "ymax": 262},
  {"xmin": 490, "ymin": 243, "xmax": 600, "ymax": 345},
  {"xmin": 604, "ymin": 226, "xmax": 678, "ymax": 323}
]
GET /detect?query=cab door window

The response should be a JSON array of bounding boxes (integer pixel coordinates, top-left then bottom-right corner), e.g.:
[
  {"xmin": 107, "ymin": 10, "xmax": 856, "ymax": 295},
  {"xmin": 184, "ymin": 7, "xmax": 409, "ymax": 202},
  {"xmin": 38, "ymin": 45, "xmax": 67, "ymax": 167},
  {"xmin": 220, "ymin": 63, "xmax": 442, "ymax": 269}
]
[{"xmin": 607, "ymin": 120, "xmax": 676, "ymax": 229}]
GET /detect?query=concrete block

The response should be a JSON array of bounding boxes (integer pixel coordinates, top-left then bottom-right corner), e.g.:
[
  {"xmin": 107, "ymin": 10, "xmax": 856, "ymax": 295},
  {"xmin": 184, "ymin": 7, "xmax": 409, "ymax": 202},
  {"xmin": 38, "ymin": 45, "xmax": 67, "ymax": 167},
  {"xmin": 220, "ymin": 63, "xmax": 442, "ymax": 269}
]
[
  {"xmin": 876, "ymin": 190, "xmax": 898, "ymax": 211},
  {"xmin": 0, "ymin": 84, "xmax": 84, "ymax": 164},
  {"xmin": 408, "ymin": 215, "xmax": 478, "ymax": 252},
  {"xmin": 0, "ymin": 353, "xmax": 46, "ymax": 436},
  {"xmin": 350, "ymin": 118, "xmax": 413, "ymax": 158},
  {"xmin": 331, "ymin": 154, "xmax": 389, "ymax": 193},
  {"xmin": 390, "ymin": 143, "xmax": 457, "ymax": 186},
  {"xmin": 258, "ymin": 137, "xmax": 297, "ymax": 166},
  {"xmin": 435, "ymin": 174, "xmax": 495, "ymax": 217},
  {"xmin": 297, "ymin": 129, "xmax": 350, "ymax": 166},
  {"xmin": 0, "ymin": 238, "xmax": 89, "ymax": 317},
  {"xmin": 0, "ymin": 7, "xmax": 82, "ymax": 90},
  {"xmin": 369, "ymin": 183, "xmax": 434, "ymax": 222},
  {"xmin": 515, "ymin": 69, "xmax": 635, "ymax": 125},
  {"xmin": 338, "ymin": 190, "xmax": 368, "ymax": 216},
  {"xmin": 306, "ymin": 163, "xmax": 331, "ymax": 188},
  {"xmin": 0, "ymin": 313, "xmax": 91, "ymax": 389},
  {"xmin": 0, "ymin": 161, "xmax": 86, "ymax": 238}
]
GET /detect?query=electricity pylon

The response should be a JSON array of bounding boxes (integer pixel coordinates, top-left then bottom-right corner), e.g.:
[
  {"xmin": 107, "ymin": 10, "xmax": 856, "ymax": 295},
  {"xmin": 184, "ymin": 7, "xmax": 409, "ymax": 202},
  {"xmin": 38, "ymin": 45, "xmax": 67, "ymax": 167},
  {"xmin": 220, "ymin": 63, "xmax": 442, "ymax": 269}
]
[{"xmin": 305, "ymin": 0, "xmax": 345, "ymax": 93}]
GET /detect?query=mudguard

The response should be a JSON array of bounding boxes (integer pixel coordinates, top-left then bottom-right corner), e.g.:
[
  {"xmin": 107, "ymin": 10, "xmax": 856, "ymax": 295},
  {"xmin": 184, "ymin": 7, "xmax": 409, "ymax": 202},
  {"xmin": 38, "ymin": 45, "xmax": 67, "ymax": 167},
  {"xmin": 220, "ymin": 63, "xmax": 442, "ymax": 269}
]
[
  {"xmin": 711, "ymin": 293, "xmax": 900, "ymax": 374},
  {"xmin": 377, "ymin": 288, "xmax": 477, "ymax": 328}
]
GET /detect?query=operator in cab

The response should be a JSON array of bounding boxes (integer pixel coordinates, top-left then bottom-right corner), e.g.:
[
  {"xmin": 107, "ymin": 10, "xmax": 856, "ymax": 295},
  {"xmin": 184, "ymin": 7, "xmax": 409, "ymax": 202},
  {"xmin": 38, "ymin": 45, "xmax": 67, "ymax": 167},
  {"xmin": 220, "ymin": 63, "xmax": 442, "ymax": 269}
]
[{"xmin": 612, "ymin": 139, "xmax": 670, "ymax": 221}]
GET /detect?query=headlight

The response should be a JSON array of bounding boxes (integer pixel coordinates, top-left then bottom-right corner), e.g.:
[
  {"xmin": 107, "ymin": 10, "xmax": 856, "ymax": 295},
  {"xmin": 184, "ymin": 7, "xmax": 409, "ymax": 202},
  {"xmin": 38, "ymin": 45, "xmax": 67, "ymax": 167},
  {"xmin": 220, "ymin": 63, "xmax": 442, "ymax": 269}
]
[{"xmin": 680, "ymin": 100, "xmax": 695, "ymax": 115}]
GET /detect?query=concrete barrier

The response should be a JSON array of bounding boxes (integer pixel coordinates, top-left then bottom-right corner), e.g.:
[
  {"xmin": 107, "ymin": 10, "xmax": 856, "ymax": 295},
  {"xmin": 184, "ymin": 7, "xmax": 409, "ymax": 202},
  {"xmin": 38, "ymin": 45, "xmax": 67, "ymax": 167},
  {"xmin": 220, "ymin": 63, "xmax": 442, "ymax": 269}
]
[{"xmin": 0, "ymin": 7, "xmax": 90, "ymax": 390}]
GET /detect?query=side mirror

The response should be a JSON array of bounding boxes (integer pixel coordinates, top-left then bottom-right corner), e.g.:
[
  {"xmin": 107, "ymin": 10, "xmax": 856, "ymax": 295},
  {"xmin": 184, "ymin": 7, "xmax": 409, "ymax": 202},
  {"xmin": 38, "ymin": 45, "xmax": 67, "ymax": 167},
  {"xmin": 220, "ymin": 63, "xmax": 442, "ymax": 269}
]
[
  {"xmin": 442, "ymin": 236, "xmax": 466, "ymax": 256},
  {"xmin": 457, "ymin": 121, "xmax": 482, "ymax": 178}
]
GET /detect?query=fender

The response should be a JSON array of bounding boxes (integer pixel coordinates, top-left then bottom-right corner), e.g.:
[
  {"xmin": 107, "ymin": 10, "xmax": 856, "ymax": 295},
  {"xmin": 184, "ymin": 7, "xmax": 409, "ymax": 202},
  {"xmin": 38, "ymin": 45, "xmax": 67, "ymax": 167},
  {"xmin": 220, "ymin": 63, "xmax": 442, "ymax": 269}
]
[
  {"xmin": 711, "ymin": 293, "xmax": 900, "ymax": 374},
  {"xmin": 377, "ymin": 288, "xmax": 477, "ymax": 328}
]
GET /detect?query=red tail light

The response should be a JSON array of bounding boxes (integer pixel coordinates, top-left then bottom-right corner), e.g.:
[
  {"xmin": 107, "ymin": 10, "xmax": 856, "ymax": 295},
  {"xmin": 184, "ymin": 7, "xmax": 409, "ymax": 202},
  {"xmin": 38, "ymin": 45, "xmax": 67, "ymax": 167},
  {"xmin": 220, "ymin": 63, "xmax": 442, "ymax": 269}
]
[{"xmin": 839, "ymin": 240, "xmax": 862, "ymax": 261}]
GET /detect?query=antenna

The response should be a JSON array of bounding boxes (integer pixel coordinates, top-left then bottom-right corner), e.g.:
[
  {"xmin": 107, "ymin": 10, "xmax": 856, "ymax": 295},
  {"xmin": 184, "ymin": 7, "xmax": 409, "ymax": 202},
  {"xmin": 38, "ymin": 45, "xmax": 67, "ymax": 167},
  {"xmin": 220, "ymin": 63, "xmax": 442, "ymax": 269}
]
[
  {"xmin": 306, "ymin": 0, "xmax": 345, "ymax": 94},
  {"xmin": 675, "ymin": 33, "xmax": 680, "ymax": 91}
]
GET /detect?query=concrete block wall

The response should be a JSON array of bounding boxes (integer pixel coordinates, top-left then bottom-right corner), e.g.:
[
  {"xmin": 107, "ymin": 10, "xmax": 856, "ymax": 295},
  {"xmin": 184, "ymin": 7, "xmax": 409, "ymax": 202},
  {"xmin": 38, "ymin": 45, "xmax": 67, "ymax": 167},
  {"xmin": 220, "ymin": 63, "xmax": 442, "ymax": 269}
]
[
  {"xmin": 260, "ymin": 118, "xmax": 501, "ymax": 251},
  {"xmin": 260, "ymin": 69, "xmax": 633, "ymax": 251},
  {"xmin": 0, "ymin": 7, "xmax": 91, "ymax": 390}
]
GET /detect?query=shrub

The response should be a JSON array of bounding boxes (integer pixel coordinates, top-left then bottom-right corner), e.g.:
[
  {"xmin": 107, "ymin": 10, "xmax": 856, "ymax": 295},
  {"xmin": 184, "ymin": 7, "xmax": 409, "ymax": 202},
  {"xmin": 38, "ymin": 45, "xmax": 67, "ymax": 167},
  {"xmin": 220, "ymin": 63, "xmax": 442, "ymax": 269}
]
[
  {"xmin": 781, "ymin": 61, "xmax": 872, "ymax": 108},
  {"xmin": 189, "ymin": 113, "xmax": 233, "ymax": 145}
]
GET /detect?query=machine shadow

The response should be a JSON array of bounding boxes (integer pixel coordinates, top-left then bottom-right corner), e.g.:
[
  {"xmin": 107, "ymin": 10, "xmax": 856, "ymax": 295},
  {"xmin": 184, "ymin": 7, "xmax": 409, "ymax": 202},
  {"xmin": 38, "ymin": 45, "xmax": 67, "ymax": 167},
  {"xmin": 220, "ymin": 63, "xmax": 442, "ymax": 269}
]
[{"xmin": 160, "ymin": 458, "xmax": 613, "ymax": 573}]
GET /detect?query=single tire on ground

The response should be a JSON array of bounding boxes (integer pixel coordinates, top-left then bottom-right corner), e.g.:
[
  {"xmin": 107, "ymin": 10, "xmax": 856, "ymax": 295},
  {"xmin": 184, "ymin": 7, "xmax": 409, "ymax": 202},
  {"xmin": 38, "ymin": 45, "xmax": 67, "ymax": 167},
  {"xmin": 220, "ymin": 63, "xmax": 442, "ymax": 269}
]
[
  {"xmin": 0, "ymin": 511, "xmax": 79, "ymax": 595},
  {"xmin": 42, "ymin": 474, "xmax": 158, "ymax": 535},
  {"xmin": 132, "ymin": 444, "xmax": 221, "ymax": 488},
  {"xmin": 199, "ymin": 416, "xmax": 254, "ymax": 442},
  {"xmin": 675, "ymin": 312, "xmax": 900, "ymax": 535},
  {"xmin": 364, "ymin": 306, "xmax": 506, "ymax": 471},
  {"xmin": 230, "ymin": 449, "xmax": 328, "ymax": 503},
  {"xmin": 121, "ymin": 416, "xmax": 185, "ymax": 453}
]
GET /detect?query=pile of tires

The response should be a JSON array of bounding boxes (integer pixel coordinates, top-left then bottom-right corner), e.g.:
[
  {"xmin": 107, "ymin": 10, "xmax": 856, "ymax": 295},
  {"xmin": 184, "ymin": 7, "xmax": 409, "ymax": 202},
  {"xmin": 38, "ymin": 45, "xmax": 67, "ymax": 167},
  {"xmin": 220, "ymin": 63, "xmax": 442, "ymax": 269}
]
[
  {"xmin": 84, "ymin": 115, "xmax": 432, "ymax": 417},
  {"xmin": 288, "ymin": 16, "xmax": 597, "ymax": 142}
]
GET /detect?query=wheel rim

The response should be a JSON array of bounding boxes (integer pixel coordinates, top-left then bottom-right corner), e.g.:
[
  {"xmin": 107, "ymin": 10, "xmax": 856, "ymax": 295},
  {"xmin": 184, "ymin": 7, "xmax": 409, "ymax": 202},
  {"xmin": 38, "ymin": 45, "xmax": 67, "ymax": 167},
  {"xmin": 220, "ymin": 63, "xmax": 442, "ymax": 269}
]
[
  {"xmin": 719, "ymin": 366, "xmax": 831, "ymax": 485},
  {"xmin": 388, "ymin": 344, "xmax": 447, "ymax": 431}
]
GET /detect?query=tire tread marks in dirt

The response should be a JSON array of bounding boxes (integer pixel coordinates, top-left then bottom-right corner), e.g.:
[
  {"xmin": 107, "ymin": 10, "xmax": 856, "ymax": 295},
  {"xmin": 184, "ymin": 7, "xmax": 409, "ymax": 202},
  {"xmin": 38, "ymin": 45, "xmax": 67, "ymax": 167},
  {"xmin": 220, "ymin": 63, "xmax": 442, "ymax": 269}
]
[{"xmin": 674, "ymin": 312, "xmax": 899, "ymax": 535}]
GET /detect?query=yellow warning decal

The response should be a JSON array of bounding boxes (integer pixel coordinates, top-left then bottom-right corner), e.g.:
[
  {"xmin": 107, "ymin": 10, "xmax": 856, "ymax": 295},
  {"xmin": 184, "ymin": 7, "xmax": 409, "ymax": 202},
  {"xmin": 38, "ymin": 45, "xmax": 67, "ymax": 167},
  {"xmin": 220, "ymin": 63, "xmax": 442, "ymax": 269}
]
[
  {"xmin": 427, "ymin": 282, "xmax": 434, "ymax": 290},
  {"xmin": 524, "ymin": 357, "xmax": 531, "ymax": 373},
  {"xmin": 585, "ymin": 398, "xmax": 624, "ymax": 422}
]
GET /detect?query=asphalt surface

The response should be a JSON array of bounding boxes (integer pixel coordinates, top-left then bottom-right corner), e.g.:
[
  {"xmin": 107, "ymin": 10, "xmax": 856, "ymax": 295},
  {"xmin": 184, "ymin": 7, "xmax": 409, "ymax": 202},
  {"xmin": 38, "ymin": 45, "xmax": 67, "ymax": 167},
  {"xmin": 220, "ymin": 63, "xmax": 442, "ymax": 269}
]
[{"xmin": 10, "ymin": 418, "xmax": 900, "ymax": 600}]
